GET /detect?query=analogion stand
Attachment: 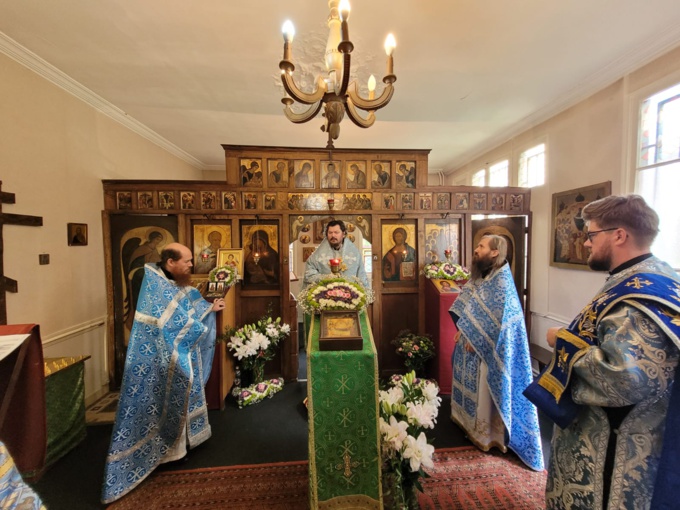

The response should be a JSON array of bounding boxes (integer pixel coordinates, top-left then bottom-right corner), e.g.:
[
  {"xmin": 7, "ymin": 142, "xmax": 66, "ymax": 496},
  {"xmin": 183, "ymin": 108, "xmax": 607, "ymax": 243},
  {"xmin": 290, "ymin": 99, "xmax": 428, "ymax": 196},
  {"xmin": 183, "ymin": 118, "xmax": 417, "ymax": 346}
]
[
  {"xmin": 203, "ymin": 282, "xmax": 236, "ymax": 410},
  {"xmin": 306, "ymin": 311, "xmax": 382, "ymax": 509}
]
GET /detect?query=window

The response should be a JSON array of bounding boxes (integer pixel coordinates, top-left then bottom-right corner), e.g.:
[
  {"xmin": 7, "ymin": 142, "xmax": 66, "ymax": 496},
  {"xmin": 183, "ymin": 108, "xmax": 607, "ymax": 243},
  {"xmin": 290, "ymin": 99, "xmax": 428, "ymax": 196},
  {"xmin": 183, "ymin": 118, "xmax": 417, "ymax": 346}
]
[
  {"xmin": 518, "ymin": 144, "xmax": 545, "ymax": 187},
  {"xmin": 471, "ymin": 160, "xmax": 508, "ymax": 187},
  {"xmin": 635, "ymin": 82, "xmax": 680, "ymax": 269},
  {"xmin": 489, "ymin": 160, "xmax": 509, "ymax": 186},
  {"xmin": 471, "ymin": 169, "xmax": 486, "ymax": 187}
]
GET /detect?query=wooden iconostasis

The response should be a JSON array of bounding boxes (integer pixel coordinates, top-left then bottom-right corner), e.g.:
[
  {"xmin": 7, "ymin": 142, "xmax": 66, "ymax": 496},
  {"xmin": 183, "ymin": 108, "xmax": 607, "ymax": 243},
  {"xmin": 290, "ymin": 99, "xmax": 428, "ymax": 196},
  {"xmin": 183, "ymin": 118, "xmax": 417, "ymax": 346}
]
[{"xmin": 102, "ymin": 145, "xmax": 531, "ymax": 388}]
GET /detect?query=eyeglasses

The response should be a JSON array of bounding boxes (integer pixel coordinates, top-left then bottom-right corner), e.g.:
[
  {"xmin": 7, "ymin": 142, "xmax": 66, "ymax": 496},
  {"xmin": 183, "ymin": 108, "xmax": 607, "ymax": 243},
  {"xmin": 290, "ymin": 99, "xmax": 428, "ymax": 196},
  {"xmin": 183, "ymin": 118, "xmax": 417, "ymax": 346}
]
[{"xmin": 586, "ymin": 227, "xmax": 619, "ymax": 242}]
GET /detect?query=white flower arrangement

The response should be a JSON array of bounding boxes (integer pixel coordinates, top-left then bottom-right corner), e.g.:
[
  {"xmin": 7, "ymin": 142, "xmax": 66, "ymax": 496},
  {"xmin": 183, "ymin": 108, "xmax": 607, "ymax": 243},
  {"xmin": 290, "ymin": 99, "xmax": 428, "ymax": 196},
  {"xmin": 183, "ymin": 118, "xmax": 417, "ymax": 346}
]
[
  {"xmin": 297, "ymin": 275, "xmax": 374, "ymax": 315},
  {"xmin": 223, "ymin": 316, "xmax": 290, "ymax": 371},
  {"xmin": 379, "ymin": 371, "xmax": 441, "ymax": 503}
]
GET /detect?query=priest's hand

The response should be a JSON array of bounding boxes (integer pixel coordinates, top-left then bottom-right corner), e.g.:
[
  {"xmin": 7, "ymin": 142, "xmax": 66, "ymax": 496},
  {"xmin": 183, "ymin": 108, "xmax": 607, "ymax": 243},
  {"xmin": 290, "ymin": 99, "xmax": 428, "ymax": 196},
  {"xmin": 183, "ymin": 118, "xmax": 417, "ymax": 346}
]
[
  {"xmin": 546, "ymin": 327, "xmax": 560, "ymax": 348},
  {"xmin": 212, "ymin": 298, "xmax": 226, "ymax": 312}
]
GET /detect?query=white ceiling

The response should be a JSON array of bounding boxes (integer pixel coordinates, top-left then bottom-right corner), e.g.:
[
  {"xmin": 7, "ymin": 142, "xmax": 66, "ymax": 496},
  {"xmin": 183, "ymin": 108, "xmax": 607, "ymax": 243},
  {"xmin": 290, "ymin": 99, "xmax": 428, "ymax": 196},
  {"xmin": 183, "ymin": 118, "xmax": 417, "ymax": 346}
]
[{"xmin": 2, "ymin": 0, "xmax": 680, "ymax": 173}]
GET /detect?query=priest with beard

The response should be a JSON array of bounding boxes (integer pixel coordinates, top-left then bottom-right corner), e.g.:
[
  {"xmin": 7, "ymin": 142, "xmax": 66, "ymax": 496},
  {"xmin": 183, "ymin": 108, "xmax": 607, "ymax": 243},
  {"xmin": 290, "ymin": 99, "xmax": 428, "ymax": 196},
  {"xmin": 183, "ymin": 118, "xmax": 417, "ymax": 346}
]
[
  {"xmin": 524, "ymin": 195, "xmax": 680, "ymax": 509},
  {"xmin": 102, "ymin": 243, "xmax": 226, "ymax": 504},
  {"xmin": 448, "ymin": 235, "xmax": 544, "ymax": 472},
  {"xmin": 302, "ymin": 220, "xmax": 369, "ymax": 290}
]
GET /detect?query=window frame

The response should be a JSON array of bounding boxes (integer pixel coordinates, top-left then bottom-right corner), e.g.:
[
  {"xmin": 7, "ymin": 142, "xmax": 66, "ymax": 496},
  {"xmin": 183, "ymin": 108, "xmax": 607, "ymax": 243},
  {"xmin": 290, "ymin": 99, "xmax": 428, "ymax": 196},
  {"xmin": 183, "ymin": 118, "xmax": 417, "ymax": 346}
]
[
  {"xmin": 517, "ymin": 142, "xmax": 546, "ymax": 188},
  {"xmin": 626, "ymin": 70, "xmax": 680, "ymax": 270}
]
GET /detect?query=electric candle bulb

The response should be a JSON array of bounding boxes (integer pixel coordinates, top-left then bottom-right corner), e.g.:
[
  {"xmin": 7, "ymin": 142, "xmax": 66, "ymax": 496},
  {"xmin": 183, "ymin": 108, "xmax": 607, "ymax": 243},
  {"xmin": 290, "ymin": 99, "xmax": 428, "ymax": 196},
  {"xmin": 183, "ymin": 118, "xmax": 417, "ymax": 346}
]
[
  {"xmin": 282, "ymin": 20, "xmax": 295, "ymax": 43},
  {"xmin": 384, "ymin": 34, "xmax": 396, "ymax": 56},
  {"xmin": 339, "ymin": 0, "xmax": 351, "ymax": 21},
  {"xmin": 368, "ymin": 74, "xmax": 376, "ymax": 99}
]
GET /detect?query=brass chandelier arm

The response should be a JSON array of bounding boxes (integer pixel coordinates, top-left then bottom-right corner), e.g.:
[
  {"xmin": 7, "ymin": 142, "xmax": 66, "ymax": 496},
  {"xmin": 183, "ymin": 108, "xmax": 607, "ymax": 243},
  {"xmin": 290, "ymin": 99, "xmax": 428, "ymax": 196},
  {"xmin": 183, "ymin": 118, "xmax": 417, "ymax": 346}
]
[
  {"xmin": 282, "ymin": 101, "xmax": 324, "ymax": 124},
  {"xmin": 346, "ymin": 81, "xmax": 395, "ymax": 111},
  {"xmin": 278, "ymin": 1, "xmax": 396, "ymax": 147},
  {"xmin": 345, "ymin": 97, "xmax": 376, "ymax": 128},
  {"xmin": 337, "ymin": 50, "xmax": 353, "ymax": 98},
  {"xmin": 280, "ymin": 67, "xmax": 327, "ymax": 105}
]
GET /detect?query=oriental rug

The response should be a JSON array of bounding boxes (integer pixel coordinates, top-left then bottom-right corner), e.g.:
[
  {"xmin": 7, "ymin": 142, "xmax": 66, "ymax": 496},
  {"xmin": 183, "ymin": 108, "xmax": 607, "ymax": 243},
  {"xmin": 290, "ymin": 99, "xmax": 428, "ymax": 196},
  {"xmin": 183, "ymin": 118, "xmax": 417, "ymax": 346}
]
[
  {"xmin": 85, "ymin": 392, "xmax": 119, "ymax": 425},
  {"xmin": 107, "ymin": 446, "xmax": 546, "ymax": 510}
]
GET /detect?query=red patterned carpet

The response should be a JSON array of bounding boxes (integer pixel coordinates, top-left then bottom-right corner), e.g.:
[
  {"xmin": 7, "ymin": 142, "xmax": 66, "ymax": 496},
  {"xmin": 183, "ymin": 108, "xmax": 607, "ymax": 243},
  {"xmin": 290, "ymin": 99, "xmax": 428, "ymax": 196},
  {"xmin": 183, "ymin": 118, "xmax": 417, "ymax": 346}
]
[
  {"xmin": 419, "ymin": 447, "xmax": 546, "ymax": 509},
  {"xmin": 107, "ymin": 446, "xmax": 546, "ymax": 509}
]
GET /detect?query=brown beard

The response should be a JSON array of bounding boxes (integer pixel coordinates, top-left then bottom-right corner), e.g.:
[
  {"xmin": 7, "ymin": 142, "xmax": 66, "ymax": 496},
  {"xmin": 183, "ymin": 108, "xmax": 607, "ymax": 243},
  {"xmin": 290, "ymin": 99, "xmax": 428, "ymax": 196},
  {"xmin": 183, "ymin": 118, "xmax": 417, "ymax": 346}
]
[
  {"xmin": 587, "ymin": 250, "xmax": 612, "ymax": 272},
  {"xmin": 471, "ymin": 254, "xmax": 494, "ymax": 281},
  {"xmin": 172, "ymin": 271, "xmax": 193, "ymax": 287}
]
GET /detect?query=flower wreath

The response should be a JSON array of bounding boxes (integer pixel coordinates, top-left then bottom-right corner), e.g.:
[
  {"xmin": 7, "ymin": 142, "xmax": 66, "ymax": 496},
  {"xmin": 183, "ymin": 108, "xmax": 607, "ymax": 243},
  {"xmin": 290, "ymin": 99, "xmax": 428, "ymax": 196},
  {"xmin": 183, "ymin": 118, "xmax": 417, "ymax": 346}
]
[
  {"xmin": 421, "ymin": 261, "xmax": 469, "ymax": 281},
  {"xmin": 235, "ymin": 378, "xmax": 284, "ymax": 408},
  {"xmin": 208, "ymin": 264, "xmax": 239, "ymax": 288},
  {"xmin": 297, "ymin": 275, "xmax": 374, "ymax": 315}
]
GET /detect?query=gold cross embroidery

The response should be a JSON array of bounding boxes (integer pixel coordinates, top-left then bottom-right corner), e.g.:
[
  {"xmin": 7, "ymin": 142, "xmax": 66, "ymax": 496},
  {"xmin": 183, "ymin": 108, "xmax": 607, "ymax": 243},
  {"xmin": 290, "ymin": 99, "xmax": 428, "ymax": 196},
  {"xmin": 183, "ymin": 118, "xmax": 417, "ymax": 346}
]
[
  {"xmin": 335, "ymin": 451, "xmax": 360, "ymax": 478},
  {"xmin": 557, "ymin": 347, "xmax": 569, "ymax": 371},
  {"xmin": 626, "ymin": 277, "xmax": 652, "ymax": 290}
]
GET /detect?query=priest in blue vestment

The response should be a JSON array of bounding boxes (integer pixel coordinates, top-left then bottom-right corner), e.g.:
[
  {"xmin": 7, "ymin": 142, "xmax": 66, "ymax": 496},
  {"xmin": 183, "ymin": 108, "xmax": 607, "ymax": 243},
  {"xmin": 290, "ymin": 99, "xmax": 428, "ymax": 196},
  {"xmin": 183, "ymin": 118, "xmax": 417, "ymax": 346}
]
[
  {"xmin": 101, "ymin": 243, "xmax": 225, "ymax": 504},
  {"xmin": 302, "ymin": 219, "xmax": 369, "ymax": 289},
  {"xmin": 449, "ymin": 234, "xmax": 544, "ymax": 471}
]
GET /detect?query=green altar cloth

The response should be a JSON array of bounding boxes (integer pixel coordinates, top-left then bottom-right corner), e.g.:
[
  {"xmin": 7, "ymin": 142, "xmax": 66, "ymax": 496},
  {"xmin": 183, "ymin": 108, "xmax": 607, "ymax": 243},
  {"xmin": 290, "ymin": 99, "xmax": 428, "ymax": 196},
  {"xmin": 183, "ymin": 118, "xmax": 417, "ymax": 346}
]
[
  {"xmin": 307, "ymin": 312, "xmax": 383, "ymax": 510},
  {"xmin": 43, "ymin": 355, "xmax": 90, "ymax": 469}
]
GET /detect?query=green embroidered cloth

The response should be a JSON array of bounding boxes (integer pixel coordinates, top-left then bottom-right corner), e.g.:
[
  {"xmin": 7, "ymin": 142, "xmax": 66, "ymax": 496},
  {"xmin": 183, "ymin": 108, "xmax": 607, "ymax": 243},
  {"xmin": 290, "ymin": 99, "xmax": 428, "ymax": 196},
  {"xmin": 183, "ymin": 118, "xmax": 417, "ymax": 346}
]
[
  {"xmin": 307, "ymin": 312, "xmax": 383, "ymax": 510},
  {"xmin": 44, "ymin": 355, "xmax": 90, "ymax": 469}
]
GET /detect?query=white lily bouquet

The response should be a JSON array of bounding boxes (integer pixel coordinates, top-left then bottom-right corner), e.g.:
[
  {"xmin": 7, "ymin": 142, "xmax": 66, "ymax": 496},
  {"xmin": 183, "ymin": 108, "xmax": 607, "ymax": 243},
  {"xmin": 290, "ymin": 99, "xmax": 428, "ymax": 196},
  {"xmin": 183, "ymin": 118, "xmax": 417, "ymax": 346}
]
[
  {"xmin": 222, "ymin": 315, "xmax": 290, "ymax": 407},
  {"xmin": 379, "ymin": 371, "xmax": 441, "ymax": 508}
]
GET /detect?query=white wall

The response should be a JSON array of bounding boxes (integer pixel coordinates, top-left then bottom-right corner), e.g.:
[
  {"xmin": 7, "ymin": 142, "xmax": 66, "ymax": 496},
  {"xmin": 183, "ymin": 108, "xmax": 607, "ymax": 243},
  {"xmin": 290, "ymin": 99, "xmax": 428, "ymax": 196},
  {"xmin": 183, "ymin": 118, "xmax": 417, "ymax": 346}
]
[
  {"xmin": 4, "ymin": 39, "xmax": 680, "ymax": 400},
  {"xmin": 446, "ymin": 45, "xmax": 680, "ymax": 350},
  {"xmin": 0, "ymin": 53, "xmax": 203, "ymax": 402}
]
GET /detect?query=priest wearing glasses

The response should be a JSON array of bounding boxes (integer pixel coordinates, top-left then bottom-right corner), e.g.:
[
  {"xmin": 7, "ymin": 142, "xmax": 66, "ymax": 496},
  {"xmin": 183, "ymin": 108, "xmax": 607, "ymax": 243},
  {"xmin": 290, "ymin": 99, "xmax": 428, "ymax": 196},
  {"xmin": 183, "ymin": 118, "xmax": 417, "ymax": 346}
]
[{"xmin": 524, "ymin": 194, "xmax": 680, "ymax": 509}]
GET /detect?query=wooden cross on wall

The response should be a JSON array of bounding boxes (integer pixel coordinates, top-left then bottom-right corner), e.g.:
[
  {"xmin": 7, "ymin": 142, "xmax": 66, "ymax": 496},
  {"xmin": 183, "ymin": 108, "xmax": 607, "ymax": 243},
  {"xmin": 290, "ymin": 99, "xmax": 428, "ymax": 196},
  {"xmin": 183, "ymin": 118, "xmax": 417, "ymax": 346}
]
[{"xmin": 0, "ymin": 181, "xmax": 43, "ymax": 325}]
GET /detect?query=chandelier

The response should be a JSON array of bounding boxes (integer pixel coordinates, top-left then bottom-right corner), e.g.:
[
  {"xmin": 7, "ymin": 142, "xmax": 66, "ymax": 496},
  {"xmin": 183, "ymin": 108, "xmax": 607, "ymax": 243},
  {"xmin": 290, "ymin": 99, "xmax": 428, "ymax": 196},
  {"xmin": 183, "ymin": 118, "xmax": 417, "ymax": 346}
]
[{"xmin": 279, "ymin": 0, "xmax": 396, "ymax": 149}]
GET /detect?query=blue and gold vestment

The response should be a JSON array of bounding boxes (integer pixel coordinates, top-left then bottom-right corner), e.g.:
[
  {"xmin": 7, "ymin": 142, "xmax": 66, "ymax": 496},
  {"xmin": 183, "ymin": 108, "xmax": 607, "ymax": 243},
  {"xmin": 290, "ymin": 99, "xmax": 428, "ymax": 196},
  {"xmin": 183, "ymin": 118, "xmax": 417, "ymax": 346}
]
[
  {"xmin": 101, "ymin": 264, "xmax": 216, "ymax": 504},
  {"xmin": 449, "ymin": 263, "xmax": 544, "ymax": 471},
  {"xmin": 526, "ymin": 257, "xmax": 680, "ymax": 509}
]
